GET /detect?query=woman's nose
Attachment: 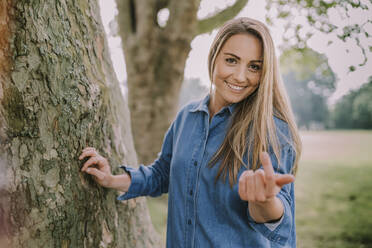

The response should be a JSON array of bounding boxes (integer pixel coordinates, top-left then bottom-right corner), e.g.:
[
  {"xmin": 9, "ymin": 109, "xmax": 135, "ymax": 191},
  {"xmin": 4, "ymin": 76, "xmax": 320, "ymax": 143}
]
[{"xmin": 233, "ymin": 66, "xmax": 247, "ymax": 83}]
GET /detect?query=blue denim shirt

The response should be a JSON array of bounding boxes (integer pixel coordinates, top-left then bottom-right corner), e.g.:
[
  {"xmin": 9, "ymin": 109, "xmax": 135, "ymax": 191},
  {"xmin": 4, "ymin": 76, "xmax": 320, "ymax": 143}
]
[{"xmin": 118, "ymin": 95, "xmax": 296, "ymax": 248}]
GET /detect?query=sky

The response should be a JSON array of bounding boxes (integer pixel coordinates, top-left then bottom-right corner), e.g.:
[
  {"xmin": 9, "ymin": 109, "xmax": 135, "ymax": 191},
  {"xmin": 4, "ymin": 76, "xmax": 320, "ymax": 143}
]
[{"xmin": 99, "ymin": 0, "xmax": 372, "ymax": 104}]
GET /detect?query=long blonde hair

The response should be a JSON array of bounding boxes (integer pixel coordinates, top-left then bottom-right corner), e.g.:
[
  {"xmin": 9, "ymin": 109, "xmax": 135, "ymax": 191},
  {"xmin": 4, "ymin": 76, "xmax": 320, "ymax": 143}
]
[{"xmin": 208, "ymin": 17, "xmax": 302, "ymax": 187}]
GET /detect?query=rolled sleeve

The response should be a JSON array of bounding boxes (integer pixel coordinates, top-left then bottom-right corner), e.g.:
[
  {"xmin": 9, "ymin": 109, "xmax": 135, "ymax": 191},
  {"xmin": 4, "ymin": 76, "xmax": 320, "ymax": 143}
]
[
  {"xmin": 247, "ymin": 186, "xmax": 294, "ymax": 246},
  {"xmin": 116, "ymin": 122, "xmax": 174, "ymax": 201},
  {"xmin": 247, "ymin": 145, "xmax": 296, "ymax": 246},
  {"xmin": 117, "ymin": 165, "xmax": 147, "ymax": 201}
]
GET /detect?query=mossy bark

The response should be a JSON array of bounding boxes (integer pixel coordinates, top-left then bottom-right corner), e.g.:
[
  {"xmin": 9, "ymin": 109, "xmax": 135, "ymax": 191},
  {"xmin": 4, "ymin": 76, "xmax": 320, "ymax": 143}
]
[{"xmin": 0, "ymin": 0, "xmax": 160, "ymax": 247}]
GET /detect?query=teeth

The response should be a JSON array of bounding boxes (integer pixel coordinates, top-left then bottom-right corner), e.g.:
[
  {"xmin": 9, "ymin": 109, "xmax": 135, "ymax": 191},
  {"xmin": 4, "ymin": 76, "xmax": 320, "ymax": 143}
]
[{"xmin": 225, "ymin": 81, "xmax": 245, "ymax": 91}]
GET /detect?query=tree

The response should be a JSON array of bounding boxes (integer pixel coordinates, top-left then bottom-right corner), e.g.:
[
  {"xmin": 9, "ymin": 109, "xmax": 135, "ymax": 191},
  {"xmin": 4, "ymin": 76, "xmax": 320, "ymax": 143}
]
[
  {"xmin": 0, "ymin": 0, "xmax": 160, "ymax": 247},
  {"xmin": 280, "ymin": 47, "xmax": 336, "ymax": 129},
  {"xmin": 331, "ymin": 76, "xmax": 372, "ymax": 129},
  {"xmin": 115, "ymin": 0, "xmax": 249, "ymax": 164},
  {"xmin": 178, "ymin": 78, "xmax": 209, "ymax": 110}
]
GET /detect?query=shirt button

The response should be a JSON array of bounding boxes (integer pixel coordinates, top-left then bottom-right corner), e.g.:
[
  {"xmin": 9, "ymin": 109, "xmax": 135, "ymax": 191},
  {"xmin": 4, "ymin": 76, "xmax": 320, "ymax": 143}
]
[
  {"xmin": 194, "ymin": 161, "xmax": 197, "ymax": 166},
  {"xmin": 188, "ymin": 219, "xmax": 192, "ymax": 225},
  {"xmin": 189, "ymin": 190, "xmax": 193, "ymax": 196}
]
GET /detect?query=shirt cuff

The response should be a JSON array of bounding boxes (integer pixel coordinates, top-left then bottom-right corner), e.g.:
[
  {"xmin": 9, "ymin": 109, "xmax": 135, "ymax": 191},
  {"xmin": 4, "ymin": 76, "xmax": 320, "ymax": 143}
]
[
  {"xmin": 247, "ymin": 191, "xmax": 293, "ymax": 246},
  {"xmin": 116, "ymin": 166, "xmax": 143, "ymax": 201},
  {"xmin": 263, "ymin": 212, "xmax": 284, "ymax": 231}
]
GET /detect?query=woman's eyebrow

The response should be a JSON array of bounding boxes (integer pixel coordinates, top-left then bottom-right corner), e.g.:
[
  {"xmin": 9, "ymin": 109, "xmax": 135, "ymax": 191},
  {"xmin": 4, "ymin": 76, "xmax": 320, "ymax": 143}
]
[
  {"xmin": 223, "ymin": 52, "xmax": 263, "ymax": 63},
  {"xmin": 224, "ymin": 52, "xmax": 241, "ymax": 60}
]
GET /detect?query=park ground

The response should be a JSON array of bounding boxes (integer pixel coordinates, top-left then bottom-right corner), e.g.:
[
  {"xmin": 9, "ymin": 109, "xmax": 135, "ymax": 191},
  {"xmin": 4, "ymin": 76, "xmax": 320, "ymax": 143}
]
[{"xmin": 146, "ymin": 130, "xmax": 372, "ymax": 247}]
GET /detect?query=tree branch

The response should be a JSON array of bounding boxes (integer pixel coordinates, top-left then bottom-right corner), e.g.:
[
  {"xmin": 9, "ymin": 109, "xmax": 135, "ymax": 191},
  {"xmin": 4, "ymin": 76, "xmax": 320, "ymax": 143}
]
[
  {"xmin": 195, "ymin": 0, "xmax": 249, "ymax": 37},
  {"xmin": 155, "ymin": 0, "xmax": 169, "ymax": 12},
  {"xmin": 116, "ymin": 0, "xmax": 136, "ymax": 35}
]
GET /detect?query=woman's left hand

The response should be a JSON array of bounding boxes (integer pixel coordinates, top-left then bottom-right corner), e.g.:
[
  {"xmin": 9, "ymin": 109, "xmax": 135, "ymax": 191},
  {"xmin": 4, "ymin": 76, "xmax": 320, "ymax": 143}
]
[{"xmin": 238, "ymin": 152, "xmax": 294, "ymax": 204}]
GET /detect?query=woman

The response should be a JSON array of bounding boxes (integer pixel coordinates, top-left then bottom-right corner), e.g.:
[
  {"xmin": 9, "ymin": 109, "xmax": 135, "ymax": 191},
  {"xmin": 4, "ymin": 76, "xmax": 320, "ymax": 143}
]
[{"xmin": 79, "ymin": 17, "xmax": 301, "ymax": 247}]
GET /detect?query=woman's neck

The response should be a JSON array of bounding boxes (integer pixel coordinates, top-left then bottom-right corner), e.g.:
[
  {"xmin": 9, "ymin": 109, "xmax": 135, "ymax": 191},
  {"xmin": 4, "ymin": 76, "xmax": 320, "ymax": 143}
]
[{"xmin": 208, "ymin": 94, "xmax": 228, "ymax": 120}]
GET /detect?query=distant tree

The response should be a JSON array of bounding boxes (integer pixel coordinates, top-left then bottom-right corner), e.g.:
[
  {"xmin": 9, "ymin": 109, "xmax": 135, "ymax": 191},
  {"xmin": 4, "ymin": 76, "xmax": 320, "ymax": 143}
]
[
  {"xmin": 331, "ymin": 76, "xmax": 372, "ymax": 129},
  {"xmin": 331, "ymin": 94, "xmax": 355, "ymax": 129},
  {"xmin": 115, "ymin": 0, "xmax": 248, "ymax": 164},
  {"xmin": 280, "ymin": 48, "xmax": 336, "ymax": 129},
  {"xmin": 178, "ymin": 78, "xmax": 209, "ymax": 110}
]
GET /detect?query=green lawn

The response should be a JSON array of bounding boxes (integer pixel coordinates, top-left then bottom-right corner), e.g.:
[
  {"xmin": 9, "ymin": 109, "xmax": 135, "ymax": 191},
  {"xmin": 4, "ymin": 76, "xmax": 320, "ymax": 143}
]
[
  {"xmin": 147, "ymin": 130, "xmax": 372, "ymax": 247},
  {"xmin": 296, "ymin": 130, "xmax": 372, "ymax": 248},
  {"xmin": 146, "ymin": 194, "xmax": 168, "ymax": 243}
]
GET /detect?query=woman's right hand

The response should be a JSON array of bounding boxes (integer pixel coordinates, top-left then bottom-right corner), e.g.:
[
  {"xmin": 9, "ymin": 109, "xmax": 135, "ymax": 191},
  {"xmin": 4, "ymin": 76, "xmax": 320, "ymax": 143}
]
[{"xmin": 79, "ymin": 147, "xmax": 131, "ymax": 192}]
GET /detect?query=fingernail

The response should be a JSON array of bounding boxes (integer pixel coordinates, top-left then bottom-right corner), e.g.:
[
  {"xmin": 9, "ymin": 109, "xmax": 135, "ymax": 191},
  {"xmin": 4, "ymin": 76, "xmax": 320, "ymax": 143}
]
[{"xmin": 86, "ymin": 168, "xmax": 90, "ymax": 172}]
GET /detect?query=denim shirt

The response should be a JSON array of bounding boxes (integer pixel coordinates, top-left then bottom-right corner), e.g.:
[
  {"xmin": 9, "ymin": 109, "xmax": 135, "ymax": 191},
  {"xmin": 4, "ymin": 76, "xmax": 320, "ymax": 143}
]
[{"xmin": 118, "ymin": 95, "xmax": 296, "ymax": 248}]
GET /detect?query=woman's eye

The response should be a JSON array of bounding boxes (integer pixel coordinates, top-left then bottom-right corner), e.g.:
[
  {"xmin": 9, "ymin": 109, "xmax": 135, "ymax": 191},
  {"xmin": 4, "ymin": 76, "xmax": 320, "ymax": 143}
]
[
  {"xmin": 249, "ymin": 64, "xmax": 261, "ymax": 71},
  {"xmin": 225, "ymin": 58, "xmax": 237, "ymax": 64}
]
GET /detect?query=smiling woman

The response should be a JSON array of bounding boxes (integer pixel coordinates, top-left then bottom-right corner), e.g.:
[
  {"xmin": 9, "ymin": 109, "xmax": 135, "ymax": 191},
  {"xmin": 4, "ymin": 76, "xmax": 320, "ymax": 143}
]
[
  {"xmin": 207, "ymin": 18, "xmax": 301, "ymax": 189},
  {"xmin": 210, "ymin": 33, "xmax": 263, "ymax": 117},
  {"xmin": 80, "ymin": 17, "xmax": 302, "ymax": 248}
]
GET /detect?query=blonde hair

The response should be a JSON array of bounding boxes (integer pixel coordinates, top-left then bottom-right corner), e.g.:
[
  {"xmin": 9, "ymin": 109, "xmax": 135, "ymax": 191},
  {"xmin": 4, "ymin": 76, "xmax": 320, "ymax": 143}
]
[{"xmin": 208, "ymin": 17, "xmax": 302, "ymax": 187}]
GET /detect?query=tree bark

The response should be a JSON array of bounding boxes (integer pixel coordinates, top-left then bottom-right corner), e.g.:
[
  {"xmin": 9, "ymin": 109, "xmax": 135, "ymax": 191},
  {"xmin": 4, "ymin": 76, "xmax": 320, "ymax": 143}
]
[
  {"xmin": 116, "ymin": 0, "xmax": 249, "ymax": 164},
  {"xmin": 0, "ymin": 0, "xmax": 160, "ymax": 247}
]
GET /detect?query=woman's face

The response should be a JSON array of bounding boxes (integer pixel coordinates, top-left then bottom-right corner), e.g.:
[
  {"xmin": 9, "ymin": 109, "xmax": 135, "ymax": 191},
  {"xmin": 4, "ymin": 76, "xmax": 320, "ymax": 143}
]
[{"xmin": 211, "ymin": 33, "xmax": 263, "ymax": 111}]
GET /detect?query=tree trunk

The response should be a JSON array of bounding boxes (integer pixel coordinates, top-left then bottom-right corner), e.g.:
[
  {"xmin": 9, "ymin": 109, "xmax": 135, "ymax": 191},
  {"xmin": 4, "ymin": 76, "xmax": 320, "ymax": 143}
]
[
  {"xmin": 116, "ymin": 0, "xmax": 249, "ymax": 164},
  {"xmin": 0, "ymin": 0, "xmax": 160, "ymax": 247}
]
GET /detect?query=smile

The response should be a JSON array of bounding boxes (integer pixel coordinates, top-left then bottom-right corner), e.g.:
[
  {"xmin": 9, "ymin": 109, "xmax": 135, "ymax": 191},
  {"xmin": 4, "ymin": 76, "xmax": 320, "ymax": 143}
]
[{"xmin": 224, "ymin": 81, "xmax": 247, "ymax": 91}]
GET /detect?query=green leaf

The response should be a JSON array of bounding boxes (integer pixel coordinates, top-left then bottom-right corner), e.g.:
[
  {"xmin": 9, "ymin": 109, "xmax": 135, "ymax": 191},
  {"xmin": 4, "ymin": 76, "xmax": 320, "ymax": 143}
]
[
  {"xmin": 266, "ymin": 16, "xmax": 273, "ymax": 26},
  {"xmin": 278, "ymin": 11, "xmax": 291, "ymax": 18}
]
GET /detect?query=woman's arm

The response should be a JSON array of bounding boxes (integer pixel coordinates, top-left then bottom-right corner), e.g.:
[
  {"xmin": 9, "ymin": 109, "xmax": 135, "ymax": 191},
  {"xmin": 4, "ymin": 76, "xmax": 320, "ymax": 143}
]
[
  {"xmin": 79, "ymin": 118, "xmax": 175, "ymax": 198},
  {"xmin": 238, "ymin": 152, "xmax": 294, "ymax": 223}
]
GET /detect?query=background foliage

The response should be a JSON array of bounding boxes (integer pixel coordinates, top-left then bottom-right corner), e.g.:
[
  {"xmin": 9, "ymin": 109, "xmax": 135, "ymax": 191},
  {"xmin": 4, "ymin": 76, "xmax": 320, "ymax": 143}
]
[
  {"xmin": 331, "ymin": 76, "xmax": 372, "ymax": 129},
  {"xmin": 280, "ymin": 47, "xmax": 336, "ymax": 129}
]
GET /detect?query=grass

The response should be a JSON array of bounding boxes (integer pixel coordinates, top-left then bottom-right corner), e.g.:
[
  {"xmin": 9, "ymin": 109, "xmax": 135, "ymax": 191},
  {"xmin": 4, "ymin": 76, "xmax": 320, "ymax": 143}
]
[
  {"xmin": 147, "ymin": 130, "xmax": 372, "ymax": 247},
  {"xmin": 295, "ymin": 130, "xmax": 372, "ymax": 248},
  {"xmin": 146, "ymin": 194, "xmax": 168, "ymax": 243}
]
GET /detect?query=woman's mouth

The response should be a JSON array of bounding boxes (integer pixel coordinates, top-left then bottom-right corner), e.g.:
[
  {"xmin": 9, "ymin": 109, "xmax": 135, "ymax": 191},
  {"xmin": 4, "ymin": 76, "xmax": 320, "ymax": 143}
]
[{"xmin": 224, "ymin": 81, "xmax": 247, "ymax": 91}]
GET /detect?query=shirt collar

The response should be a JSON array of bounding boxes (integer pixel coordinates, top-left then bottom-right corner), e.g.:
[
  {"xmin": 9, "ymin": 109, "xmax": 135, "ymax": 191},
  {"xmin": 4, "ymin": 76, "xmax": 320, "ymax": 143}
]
[{"xmin": 189, "ymin": 94, "xmax": 236, "ymax": 115}]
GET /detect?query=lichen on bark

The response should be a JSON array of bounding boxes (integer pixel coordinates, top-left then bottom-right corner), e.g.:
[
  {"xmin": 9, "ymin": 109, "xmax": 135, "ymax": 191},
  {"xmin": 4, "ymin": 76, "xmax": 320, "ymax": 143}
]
[{"xmin": 0, "ymin": 0, "xmax": 160, "ymax": 247}]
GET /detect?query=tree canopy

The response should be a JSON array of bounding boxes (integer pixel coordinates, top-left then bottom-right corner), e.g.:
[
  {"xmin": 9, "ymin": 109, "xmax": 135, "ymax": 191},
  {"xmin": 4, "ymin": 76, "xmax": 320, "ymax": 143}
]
[
  {"xmin": 331, "ymin": 76, "xmax": 372, "ymax": 129},
  {"xmin": 267, "ymin": 0, "xmax": 372, "ymax": 71},
  {"xmin": 280, "ymin": 47, "xmax": 336, "ymax": 129}
]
